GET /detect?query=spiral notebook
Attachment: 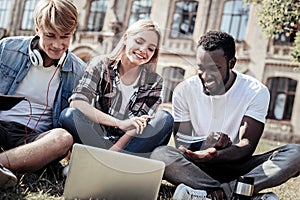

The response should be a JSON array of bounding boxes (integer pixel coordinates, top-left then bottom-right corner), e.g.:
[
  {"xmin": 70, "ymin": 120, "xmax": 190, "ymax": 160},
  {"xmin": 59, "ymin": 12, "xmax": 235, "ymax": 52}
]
[{"xmin": 63, "ymin": 144, "xmax": 165, "ymax": 200}]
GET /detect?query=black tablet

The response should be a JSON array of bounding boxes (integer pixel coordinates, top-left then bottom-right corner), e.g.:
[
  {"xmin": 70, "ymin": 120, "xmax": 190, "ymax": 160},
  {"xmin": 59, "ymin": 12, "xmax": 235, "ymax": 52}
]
[{"xmin": 0, "ymin": 95, "xmax": 26, "ymax": 111}]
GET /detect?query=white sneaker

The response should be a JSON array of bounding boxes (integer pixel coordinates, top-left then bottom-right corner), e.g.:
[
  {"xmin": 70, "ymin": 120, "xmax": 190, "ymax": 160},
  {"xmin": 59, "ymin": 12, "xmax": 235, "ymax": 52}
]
[
  {"xmin": 0, "ymin": 164, "xmax": 17, "ymax": 189},
  {"xmin": 173, "ymin": 183, "xmax": 211, "ymax": 200},
  {"xmin": 251, "ymin": 192, "xmax": 279, "ymax": 200},
  {"xmin": 62, "ymin": 164, "xmax": 70, "ymax": 177}
]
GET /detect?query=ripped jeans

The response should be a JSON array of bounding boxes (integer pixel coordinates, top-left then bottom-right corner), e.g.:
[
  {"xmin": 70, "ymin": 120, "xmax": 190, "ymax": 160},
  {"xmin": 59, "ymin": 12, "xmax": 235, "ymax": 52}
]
[{"xmin": 150, "ymin": 144, "xmax": 300, "ymax": 198}]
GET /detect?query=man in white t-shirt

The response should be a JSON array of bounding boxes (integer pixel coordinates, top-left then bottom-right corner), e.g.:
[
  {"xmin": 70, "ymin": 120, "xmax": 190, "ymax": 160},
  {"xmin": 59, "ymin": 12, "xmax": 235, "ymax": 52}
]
[{"xmin": 151, "ymin": 31, "xmax": 300, "ymax": 200}]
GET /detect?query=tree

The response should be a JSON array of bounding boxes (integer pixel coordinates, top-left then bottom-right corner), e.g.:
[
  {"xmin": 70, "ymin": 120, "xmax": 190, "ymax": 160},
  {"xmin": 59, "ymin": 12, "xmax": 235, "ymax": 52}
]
[{"xmin": 245, "ymin": 0, "xmax": 300, "ymax": 63}]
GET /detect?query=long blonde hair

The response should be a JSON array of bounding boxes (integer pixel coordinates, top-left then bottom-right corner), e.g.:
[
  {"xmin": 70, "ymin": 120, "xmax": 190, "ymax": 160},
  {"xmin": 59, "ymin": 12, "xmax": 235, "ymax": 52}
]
[{"xmin": 107, "ymin": 19, "xmax": 161, "ymax": 72}]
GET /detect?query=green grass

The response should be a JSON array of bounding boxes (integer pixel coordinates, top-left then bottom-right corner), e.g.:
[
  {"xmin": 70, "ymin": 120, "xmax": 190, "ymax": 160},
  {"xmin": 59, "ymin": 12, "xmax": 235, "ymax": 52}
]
[{"xmin": 1, "ymin": 139, "xmax": 299, "ymax": 199}]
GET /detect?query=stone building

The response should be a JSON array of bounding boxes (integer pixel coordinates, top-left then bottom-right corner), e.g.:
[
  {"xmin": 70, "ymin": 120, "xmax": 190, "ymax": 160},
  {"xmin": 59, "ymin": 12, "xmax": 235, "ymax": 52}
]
[{"xmin": 1, "ymin": 0, "xmax": 299, "ymax": 142}]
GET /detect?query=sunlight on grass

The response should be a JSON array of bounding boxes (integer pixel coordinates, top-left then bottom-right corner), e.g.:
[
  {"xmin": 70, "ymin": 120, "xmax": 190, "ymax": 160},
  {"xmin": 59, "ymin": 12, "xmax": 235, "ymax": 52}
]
[{"xmin": 1, "ymin": 138, "xmax": 299, "ymax": 200}]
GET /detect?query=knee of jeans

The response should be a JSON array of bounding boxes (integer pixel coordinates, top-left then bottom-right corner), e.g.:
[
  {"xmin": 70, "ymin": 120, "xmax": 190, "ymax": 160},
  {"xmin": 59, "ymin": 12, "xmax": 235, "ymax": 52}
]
[
  {"xmin": 59, "ymin": 107, "xmax": 77, "ymax": 126},
  {"xmin": 159, "ymin": 110, "xmax": 174, "ymax": 122},
  {"xmin": 150, "ymin": 145, "xmax": 176, "ymax": 161},
  {"xmin": 150, "ymin": 146, "xmax": 167, "ymax": 160},
  {"xmin": 156, "ymin": 110, "xmax": 174, "ymax": 130},
  {"xmin": 272, "ymin": 144, "xmax": 300, "ymax": 167},
  {"xmin": 164, "ymin": 110, "xmax": 174, "ymax": 127},
  {"xmin": 286, "ymin": 144, "xmax": 300, "ymax": 159}
]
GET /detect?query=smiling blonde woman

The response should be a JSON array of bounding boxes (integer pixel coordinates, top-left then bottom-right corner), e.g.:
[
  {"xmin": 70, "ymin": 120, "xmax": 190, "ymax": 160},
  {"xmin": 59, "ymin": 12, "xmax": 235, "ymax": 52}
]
[{"xmin": 59, "ymin": 19, "xmax": 173, "ymax": 157}]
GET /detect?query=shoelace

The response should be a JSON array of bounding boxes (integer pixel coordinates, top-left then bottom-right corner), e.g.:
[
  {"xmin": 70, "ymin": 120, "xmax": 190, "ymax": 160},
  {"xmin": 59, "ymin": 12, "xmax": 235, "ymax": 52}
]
[{"xmin": 188, "ymin": 189, "xmax": 208, "ymax": 200}]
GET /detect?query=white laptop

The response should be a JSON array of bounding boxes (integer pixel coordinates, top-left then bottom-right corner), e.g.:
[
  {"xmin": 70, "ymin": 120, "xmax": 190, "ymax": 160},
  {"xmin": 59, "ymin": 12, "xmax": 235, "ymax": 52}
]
[{"xmin": 63, "ymin": 143, "xmax": 165, "ymax": 200}]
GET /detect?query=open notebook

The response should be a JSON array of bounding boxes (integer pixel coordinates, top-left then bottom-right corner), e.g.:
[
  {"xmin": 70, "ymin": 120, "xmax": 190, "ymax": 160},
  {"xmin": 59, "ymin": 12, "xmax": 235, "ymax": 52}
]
[{"xmin": 63, "ymin": 143, "xmax": 165, "ymax": 200}]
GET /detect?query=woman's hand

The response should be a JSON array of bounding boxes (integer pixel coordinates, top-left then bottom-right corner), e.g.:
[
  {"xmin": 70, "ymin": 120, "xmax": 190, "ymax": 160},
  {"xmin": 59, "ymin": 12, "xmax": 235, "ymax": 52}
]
[{"xmin": 117, "ymin": 115, "xmax": 153, "ymax": 134}]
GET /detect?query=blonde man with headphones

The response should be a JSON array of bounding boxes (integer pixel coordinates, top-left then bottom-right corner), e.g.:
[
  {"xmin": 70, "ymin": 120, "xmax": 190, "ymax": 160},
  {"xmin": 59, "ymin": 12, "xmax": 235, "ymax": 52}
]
[{"xmin": 0, "ymin": 0, "xmax": 86, "ymax": 189}]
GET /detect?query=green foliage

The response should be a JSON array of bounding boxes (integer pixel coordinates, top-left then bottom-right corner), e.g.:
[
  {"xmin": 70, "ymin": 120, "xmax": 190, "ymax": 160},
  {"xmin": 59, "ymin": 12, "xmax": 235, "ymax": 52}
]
[
  {"xmin": 292, "ymin": 31, "xmax": 300, "ymax": 63},
  {"xmin": 245, "ymin": 0, "xmax": 300, "ymax": 63}
]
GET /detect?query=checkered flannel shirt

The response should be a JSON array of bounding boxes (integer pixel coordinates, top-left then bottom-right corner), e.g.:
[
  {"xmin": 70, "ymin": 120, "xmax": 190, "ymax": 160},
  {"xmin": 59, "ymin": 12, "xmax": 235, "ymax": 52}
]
[{"xmin": 69, "ymin": 56, "xmax": 163, "ymax": 137}]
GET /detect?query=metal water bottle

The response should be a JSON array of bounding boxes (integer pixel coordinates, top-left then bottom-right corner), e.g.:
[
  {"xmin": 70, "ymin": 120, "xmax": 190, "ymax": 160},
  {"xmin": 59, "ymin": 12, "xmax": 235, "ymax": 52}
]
[{"xmin": 231, "ymin": 176, "xmax": 254, "ymax": 200}]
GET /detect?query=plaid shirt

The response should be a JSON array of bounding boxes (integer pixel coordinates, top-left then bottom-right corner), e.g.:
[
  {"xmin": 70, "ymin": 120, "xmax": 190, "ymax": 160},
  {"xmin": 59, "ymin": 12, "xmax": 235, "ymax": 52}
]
[{"xmin": 69, "ymin": 56, "xmax": 163, "ymax": 137}]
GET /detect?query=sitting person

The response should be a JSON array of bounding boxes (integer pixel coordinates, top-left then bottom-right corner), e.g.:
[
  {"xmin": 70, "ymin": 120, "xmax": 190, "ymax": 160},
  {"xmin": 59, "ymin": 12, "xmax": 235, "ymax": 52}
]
[
  {"xmin": 59, "ymin": 19, "xmax": 174, "ymax": 157},
  {"xmin": 150, "ymin": 31, "xmax": 300, "ymax": 200},
  {"xmin": 0, "ymin": 0, "xmax": 86, "ymax": 189}
]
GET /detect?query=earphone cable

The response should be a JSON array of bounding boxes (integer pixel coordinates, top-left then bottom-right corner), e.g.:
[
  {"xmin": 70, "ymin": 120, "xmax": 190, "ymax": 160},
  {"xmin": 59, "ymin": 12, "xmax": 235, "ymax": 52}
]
[{"xmin": 24, "ymin": 65, "xmax": 60, "ymax": 144}]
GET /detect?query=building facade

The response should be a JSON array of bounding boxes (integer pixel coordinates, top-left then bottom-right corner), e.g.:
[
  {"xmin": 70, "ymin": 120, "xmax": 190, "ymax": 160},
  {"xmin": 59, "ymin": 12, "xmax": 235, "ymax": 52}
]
[{"xmin": 1, "ymin": 0, "xmax": 299, "ymax": 142}]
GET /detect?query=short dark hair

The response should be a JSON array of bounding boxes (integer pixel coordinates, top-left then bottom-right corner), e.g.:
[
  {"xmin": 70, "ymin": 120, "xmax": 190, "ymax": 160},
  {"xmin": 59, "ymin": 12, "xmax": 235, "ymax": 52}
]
[{"xmin": 197, "ymin": 31, "xmax": 236, "ymax": 61}]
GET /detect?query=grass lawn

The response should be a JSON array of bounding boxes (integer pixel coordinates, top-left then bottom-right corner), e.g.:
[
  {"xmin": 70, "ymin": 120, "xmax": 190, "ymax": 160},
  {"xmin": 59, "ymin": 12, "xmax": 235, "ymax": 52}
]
[{"xmin": 1, "ymin": 138, "xmax": 299, "ymax": 200}]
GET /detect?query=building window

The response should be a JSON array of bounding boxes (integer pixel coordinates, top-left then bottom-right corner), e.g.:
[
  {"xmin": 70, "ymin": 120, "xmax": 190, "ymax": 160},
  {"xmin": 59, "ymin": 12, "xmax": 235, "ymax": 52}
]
[
  {"xmin": 129, "ymin": 0, "xmax": 152, "ymax": 26},
  {"xmin": 0, "ymin": 0, "xmax": 10, "ymax": 28},
  {"xmin": 274, "ymin": 21, "xmax": 299, "ymax": 43},
  {"xmin": 162, "ymin": 67, "xmax": 185, "ymax": 103},
  {"xmin": 21, "ymin": 0, "xmax": 38, "ymax": 30},
  {"xmin": 267, "ymin": 77, "xmax": 297, "ymax": 120},
  {"xmin": 87, "ymin": 0, "xmax": 108, "ymax": 31},
  {"xmin": 170, "ymin": 1, "xmax": 198, "ymax": 38},
  {"xmin": 220, "ymin": 0, "xmax": 250, "ymax": 41}
]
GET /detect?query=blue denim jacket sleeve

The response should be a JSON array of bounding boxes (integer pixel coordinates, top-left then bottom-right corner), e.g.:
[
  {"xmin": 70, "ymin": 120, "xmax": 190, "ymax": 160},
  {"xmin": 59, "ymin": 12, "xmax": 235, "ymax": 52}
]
[
  {"xmin": 0, "ymin": 36, "xmax": 86, "ymax": 128},
  {"xmin": 52, "ymin": 53, "xmax": 86, "ymax": 127},
  {"xmin": 0, "ymin": 36, "xmax": 32, "ymax": 94}
]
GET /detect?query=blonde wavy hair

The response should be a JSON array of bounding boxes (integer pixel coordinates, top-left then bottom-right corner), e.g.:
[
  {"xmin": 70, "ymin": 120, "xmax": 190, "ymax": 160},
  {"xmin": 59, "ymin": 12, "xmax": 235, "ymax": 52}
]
[{"xmin": 34, "ymin": 0, "xmax": 78, "ymax": 35}]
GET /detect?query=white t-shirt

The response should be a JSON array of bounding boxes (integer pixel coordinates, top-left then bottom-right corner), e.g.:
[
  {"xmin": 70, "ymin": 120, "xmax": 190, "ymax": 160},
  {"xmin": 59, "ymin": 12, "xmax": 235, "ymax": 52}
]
[
  {"xmin": 118, "ymin": 78, "xmax": 139, "ymax": 115},
  {"xmin": 0, "ymin": 65, "xmax": 60, "ymax": 132},
  {"xmin": 172, "ymin": 72, "xmax": 270, "ymax": 143}
]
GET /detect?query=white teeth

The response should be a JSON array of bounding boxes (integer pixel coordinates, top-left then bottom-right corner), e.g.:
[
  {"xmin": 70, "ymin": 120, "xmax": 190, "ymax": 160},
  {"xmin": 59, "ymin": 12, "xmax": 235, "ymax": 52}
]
[
  {"xmin": 134, "ymin": 52, "xmax": 144, "ymax": 59},
  {"xmin": 205, "ymin": 81, "xmax": 214, "ymax": 87}
]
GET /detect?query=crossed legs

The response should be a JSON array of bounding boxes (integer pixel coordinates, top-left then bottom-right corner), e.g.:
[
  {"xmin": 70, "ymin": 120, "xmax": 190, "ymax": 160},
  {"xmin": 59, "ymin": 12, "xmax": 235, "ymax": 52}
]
[{"xmin": 0, "ymin": 128, "xmax": 73, "ymax": 173}]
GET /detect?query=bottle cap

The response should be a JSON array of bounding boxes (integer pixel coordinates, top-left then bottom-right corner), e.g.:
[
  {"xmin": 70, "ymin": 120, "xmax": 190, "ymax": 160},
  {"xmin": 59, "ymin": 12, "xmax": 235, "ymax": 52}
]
[{"xmin": 234, "ymin": 176, "xmax": 254, "ymax": 197}]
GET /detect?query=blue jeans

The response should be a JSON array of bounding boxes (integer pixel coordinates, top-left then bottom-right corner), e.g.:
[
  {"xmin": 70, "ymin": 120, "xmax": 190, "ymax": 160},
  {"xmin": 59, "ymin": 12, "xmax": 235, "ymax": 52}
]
[
  {"xmin": 59, "ymin": 108, "xmax": 173, "ymax": 157},
  {"xmin": 150, "ymin": 144, "xmax": 300, "ymax": 199}
]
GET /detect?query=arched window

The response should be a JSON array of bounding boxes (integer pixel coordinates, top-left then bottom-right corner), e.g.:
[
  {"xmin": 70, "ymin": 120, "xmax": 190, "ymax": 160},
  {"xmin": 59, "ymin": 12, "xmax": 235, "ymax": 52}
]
[
  {"xmin": 170, "ymin": 1, "xmax": 198, "ymax": 38},
  {"xmin": 0, "ymin": 0, "xmax": 11, "ymax": 28},
  {"xmin": 128, "ymin": 0, "xmax": 152, "ymax": 26},
  {"xmin": 87, "ymin": 0, "xmax": 108, "ymax": 31},
  {"xmin": 220, "ymin": 0, "xmax": 249, "ymax": 41},
  {"xmin": 21, "ymin": 0, "xmax": 39, "ymax": 30},
  {"xmin": 162, "ymin": 67, "xmax": 185, "ymax": 103},
  {"xmin": 267, "ymin": 77, "xmax": 297, "ymax": 120}
]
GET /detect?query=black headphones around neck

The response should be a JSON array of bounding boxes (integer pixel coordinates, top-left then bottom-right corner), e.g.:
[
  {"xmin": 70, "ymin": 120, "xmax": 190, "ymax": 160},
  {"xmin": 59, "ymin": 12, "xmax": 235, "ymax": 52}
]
[{"xmin": 28, "ymin": 35, "xmax": 67, "ymax": 67}]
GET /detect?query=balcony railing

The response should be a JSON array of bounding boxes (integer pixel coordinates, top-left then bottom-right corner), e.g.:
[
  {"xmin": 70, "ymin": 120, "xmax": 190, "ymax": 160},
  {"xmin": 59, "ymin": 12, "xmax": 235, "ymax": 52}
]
[{"xmin": 267, "ymin": 41, "xmax": 292, "ymax": 60}]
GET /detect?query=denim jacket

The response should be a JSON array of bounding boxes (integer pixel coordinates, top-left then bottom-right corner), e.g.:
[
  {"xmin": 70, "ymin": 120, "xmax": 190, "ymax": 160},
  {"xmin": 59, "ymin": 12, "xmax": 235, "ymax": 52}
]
[{"xmin": 0, "ymin": 36, "xmax": 86, "ymax": 128}]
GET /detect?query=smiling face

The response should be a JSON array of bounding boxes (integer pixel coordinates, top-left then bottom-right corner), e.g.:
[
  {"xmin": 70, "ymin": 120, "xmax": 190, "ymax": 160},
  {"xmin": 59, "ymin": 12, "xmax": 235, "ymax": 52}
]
[
  {"xmin": 36, "ymin": 27, "xmax": 73, "ymax": 65},
  {"xmin": 197, "ymin": 47, "xmax": 230, "ymax": 95},
  {"xmin": 124, "ymin": 30, "xmax": 159, "ymax": 67}
]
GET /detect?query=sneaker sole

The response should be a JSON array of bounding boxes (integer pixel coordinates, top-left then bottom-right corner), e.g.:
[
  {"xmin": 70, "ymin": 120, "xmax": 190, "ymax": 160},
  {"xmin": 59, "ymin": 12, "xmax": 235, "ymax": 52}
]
[{"xmin": 0, "ymin": 167, "xmax": 17, "ymax": 189}]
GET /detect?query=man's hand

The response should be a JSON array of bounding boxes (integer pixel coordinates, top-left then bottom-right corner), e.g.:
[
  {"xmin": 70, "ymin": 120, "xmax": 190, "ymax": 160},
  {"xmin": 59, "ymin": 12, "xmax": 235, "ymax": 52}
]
[
  {"xmin": 213, "ymin": 132, "xmax": 232, "ymax": 150},
  {"xmin": 203, "ymin": 132, "xmax": 232, "ymax": 150},
  {"xmin": 179, "ymin": 145, "xmax": 217, "ymax": 163}
]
